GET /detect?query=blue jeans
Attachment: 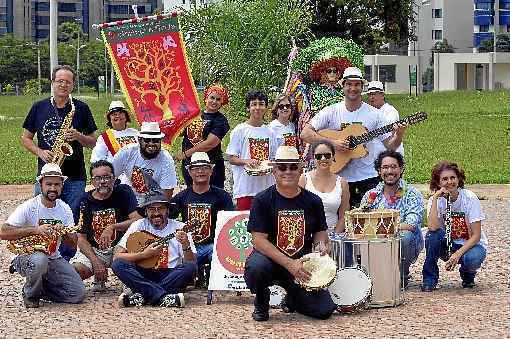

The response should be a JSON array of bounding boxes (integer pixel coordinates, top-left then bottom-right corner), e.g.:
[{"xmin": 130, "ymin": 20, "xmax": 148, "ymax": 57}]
[
  {"xmin": 196, "ymin": 243, "xmax": 213, "ymax": 268},
  {"xmin": 422, "ymin": 228, "xmax": 486, "ymax": 287},
  {"xmin": 400, "ymin": 230, "xmax": 422, "ymax": 281},
  {"xmin": 35, "ymin": 180, "xmax": 85, "ymax": 260},
  {"xmin": 13, "ymin": 252, "xmax": 85, "ymax": 303},
  {"xmin": 112, "ymin": 258, "xmax": 197, "ymax": 305}
]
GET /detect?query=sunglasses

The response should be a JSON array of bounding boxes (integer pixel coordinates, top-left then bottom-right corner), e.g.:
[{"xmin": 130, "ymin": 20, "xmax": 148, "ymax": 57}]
[
  {"xmin": 141, "ymin": 138, "xmax": 161, "ymax": 144},
  {"xmin": 276, "ymin": 163, "xmax": 299, "ymax": 172},
  {"xmin": 314, "ymin": 153, "xmax": 332, "ymax": 161},
  {"xmin": 278, "ymin": 103, "xmax": 291, "ymax": 110},
  {"xmin": 326, "ymin": 68, "xmax": 338, "ymax": 74}
]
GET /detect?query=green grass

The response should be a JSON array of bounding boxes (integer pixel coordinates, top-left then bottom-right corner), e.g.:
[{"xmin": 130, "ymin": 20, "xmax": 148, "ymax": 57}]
[{"xmin": 0, "ymin": 90, "xmax": 508, "ymax": 184}]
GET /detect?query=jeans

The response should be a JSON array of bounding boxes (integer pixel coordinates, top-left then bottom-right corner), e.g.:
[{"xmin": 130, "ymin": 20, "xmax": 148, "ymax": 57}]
[
  {"xmin": 196, "ymin": 243, "xmax": 213, "ymax": 268},
  {"xmin": 182, "ymin": 158, "xmax": 225, "ymax": 189},
  {"xmin": 13, "ymin": 252, "xmax": 85, "ymax": 303},
  {"xmin": 348, "ymin": 176, "xmax": 380, "ymax": 208},
  {"xmin": 112, "ymin": 258, "xmax": 197, "ymax": 305},
  {"xmin": 35, "ymin": 179, "xmax": 85, "ymax": 261},
  {"xmin": 244, "ymin": 250, "xmax": 336, "ymax": 320},
  {"xmin": 422, "ymin": 228, "xmax": 487, "ymax": 287},
  {"xmin": 400, "ymin": 230, "xmax": 422, "ymax": 281}
]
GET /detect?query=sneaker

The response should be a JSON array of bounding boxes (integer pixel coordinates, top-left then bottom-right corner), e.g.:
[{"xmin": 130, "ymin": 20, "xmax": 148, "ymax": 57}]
[
  {"xmin": 252, "ymin": 305, "xmax": 269, "ymax": 322},
  {"xmin": 91, "ymin": 281, "xmax": 107, "ymax": 293},
  {"xmin": 118, "ymin": 292, "xmax": 145, "ymax": 307},
  {"xmin": 159, "ymin": 293, "xmax": 185, "ymax": 308},
  {"xmin": 462, "ymin": 280, "xmax": 476, "ymax": 288},
  {"xmin": 22, "ymin": 293, "xmax": 40, "ymax": 308}
]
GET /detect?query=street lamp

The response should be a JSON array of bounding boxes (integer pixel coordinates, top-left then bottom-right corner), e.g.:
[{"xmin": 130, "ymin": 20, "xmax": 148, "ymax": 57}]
[
  {"xmin": 96, "ymin": 37, "xmax": 108, "ymax": 94},
  {"xmin": 73, "ymin": 18, "xmax": 86, "ymax": 95}
]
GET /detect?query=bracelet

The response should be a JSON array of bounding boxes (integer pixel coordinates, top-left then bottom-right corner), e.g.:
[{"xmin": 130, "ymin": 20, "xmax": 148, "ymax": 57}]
[{"xmin": 182, "ymin": 246, "xmax": 191, "ymax": 252}]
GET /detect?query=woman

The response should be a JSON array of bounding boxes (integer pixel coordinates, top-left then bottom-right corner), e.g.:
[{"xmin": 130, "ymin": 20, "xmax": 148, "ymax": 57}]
[
  {"xmin": 422, "ymin": 161, "xmax": 488, "ymax": 292},
  {"xmin": 268, "ymin": 94, "xmax": 297, "ymax": 149},
  {"xmin": 176, "ymin": 84, "xmax": 230, "ymax": 188},
  {"xmin": 298, "ymin": 141, "xmax": 349, "ymax": 233},
  {"xmin": 91, "ymin": 100, "xmax": 138, "ymax": 163}
]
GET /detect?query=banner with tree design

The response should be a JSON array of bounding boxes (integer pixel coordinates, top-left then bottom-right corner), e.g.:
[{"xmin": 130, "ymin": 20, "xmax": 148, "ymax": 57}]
[{"xmin": 99, "ymin": 13, "xmax": 200, "ymax": 145}]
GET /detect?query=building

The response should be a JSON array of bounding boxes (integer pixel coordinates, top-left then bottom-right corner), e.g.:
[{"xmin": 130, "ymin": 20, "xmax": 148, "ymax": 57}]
[
  {"xmin": 473, "ymin": 0, "xmax": 510, "ymax": 51},
  {"xmin": 163, "ymin": 0, "xmax": 216, "ymax": 11}
]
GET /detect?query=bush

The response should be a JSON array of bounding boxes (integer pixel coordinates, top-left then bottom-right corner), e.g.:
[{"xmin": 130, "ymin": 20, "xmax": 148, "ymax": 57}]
[{"xmin": 23, "ymin": 78, "xmax": 50, "ymax": 95}]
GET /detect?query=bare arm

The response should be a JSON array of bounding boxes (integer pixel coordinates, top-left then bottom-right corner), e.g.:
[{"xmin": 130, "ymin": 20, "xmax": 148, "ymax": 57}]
[
  {"xmin": 301, "ymin": 123, "xmax": 350, "ymax": 152},
  {"xmin": 66, "ymin": 130, "xmax": 96, "ymax": 149},
  {"xmin": 77, "ymin": 234, "xmax": 101, "ymax": 265},
  {"xmin": 97, "ymin": 211, "xmax": 142, "ymax": 250},
  {"xmin": 177, "ymin": 134, "xmax": 221, "ymax": 161},
  {"xmin": 228, "ymin": 154, "xmax": 259, "ymax": 168},
  {"xmin": 445, "ymin": 221, "xmax": 482, "ymax": 270},
  {"xmin": 427, "ymin": 188, "xmax": 449, "ymax": 231},
  {"xmin": 113, "ymin": 243, "xmax": 163, "ymax": 263},
  {"xmin": 21, "ymin": 129, "xmax": 53, "ymax": 163},
  {"xmin": 383, "ymin": 123, "xmax": 406, "ymax": 151},
  {"xmin": 0, "ymin": 223, "xmax": 39, "ymax": 240},
  {"xmin": 335, "ymin": 179, "xmax": 350, "ymax": 233}
]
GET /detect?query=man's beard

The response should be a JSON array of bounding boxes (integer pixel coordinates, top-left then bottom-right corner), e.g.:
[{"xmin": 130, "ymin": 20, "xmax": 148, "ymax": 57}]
[
  {"xmin": 43, "ymin": 190, "xmax": 60, "ymax": 201},
  {"xmin": 140, "ymin": 147, "xmax": 159, "ymax": 159}
]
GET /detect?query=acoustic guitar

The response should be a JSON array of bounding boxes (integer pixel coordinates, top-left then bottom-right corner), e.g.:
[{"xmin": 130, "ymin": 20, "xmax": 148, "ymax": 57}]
[
  {"xmin": 126, "ymin": 230, "xmax": 176, "ymax": 269},
  {"xmin": 318, "ymin": 111, "xmax": 428, "ymax": 173}
]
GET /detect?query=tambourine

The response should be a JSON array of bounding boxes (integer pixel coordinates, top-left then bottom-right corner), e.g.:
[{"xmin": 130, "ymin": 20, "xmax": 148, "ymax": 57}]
[
  {"xmin": 298, "ymin": 252, "xmax": 337, "ymax": 291},
  {"xmin": 244, "ymin": 160, "xmax": 272, "ymax": 176}
]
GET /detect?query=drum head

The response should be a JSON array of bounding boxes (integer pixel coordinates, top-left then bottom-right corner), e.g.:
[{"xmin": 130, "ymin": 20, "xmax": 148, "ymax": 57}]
[
  {"xmin": 269, "ymin": 285, "xmax": 286, "ymax": 309},
  {"xmin": 328, "ymin": 267, "xmax": 372, "ymax": 308}
]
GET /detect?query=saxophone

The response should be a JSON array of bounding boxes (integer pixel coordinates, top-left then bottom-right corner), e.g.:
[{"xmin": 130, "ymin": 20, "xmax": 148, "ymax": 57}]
[
  {"xmin": 50, "ymin": 95, "xmax": 75, "ymax": 167},
  {"xmin": 444, "ymin": 194, "xmax": 453, "ymax": 258}
]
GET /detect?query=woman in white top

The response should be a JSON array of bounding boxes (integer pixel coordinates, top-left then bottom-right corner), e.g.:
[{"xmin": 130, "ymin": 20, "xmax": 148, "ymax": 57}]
[
  {"xmin": 268, "ymin": 94, "xmax": 297, "ymax": 149},
  {"xmin": 298, "ymin": 140, "xmax": 350, "ymax": 233}
]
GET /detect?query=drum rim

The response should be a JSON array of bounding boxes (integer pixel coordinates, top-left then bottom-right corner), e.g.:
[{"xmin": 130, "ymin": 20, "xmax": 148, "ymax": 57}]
[{"xmin": 329, "ymin": 267, "xmax": 372, "ymax": 309}]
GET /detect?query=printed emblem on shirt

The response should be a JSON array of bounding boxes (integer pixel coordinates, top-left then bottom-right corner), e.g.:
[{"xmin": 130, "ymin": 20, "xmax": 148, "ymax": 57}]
[
  {"xmin": 277, "ymin": 210, "xmax": 305, "ymax": 257},
  {"xmin": 186, "ymin": 118, "xmax": 206, "ymax": 146},
  {"xmin": 131, "ymin": 166, "xmax": 154, "ymax": 194},
  {"xmin": 282, "ymin": 133, "xmax": 298, "ymax": 148},
  {"xmin": 449, "ymin": 211, "xmax": 470, "ymax": 240},
  {"xmin": 248, "ymin": 138, "xmax": 270, "ymax": 161},
  {"xmin": 154, "ymin": 246, "xmax": 169, "ymax": 269},
  {"xmin": 37, "ymin": 218, "xmax": 63, "ymax": 255},
  {"xmin": 185, "ymin": 203, "xmax": 212, "ymax": 244},
  {"xmin": 41, "ymin": 114, "xmax": 64, "ymax": 147},
  {"xmin": 117, "ymin": 136, "xmax": 137, "ymax": 148},
  {"xmin": 91, "ymin": 208, "xmax": 117, "ymax": 245}
]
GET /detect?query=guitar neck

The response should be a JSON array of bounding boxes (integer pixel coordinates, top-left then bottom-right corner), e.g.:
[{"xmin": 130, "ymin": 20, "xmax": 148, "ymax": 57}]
[
  {"xmin": 351, "ymin": 113, "xmax": 424, "ymax": 147},
  {"xmin": 150, "ymin": 232, "xmax": 176, "ymax": 248}
]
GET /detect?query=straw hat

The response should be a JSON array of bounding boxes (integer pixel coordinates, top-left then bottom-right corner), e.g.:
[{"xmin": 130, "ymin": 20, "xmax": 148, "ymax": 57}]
[
  {"xmin": 339, "ymin": 67, "xmax": 368, "ymax": 87},
  {"xmin": 137, "ymin": 122, "xmax": 165, "ymax": 139},
  {"xmin": 185, "ymin": 152, "xmax": 214, "ymax": 169},
  {"xmin": 269, "ymin": 146, "xmax": 301, "ymax": 165},
  {"xmin": 36, "ymin": 163, "xmax": 68, "ymax": 182},
  {"xmin": 365, "ymin": 81, "xmax": 385, "ymax": 94}
]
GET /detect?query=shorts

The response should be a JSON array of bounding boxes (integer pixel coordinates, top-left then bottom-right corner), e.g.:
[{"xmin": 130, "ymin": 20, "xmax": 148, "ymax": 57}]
[{"xmin": 70, "ymin": 247, "xmax": 115, "ymax": 271}]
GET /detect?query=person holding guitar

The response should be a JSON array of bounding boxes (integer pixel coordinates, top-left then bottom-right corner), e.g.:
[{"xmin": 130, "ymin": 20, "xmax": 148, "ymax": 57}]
[
  {"xmin": 112, "ymin": 192, "xmax": 197, "ymax": 308},
  {"xmin": 301, "ymin": 67, "xmax": 407, "ymax": 207}
]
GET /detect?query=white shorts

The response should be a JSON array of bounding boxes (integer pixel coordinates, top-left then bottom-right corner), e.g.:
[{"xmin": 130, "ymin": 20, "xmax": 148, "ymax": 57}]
[{"xmin": 70, "ymin": 247, "xmax": 115, "ymax": 271}]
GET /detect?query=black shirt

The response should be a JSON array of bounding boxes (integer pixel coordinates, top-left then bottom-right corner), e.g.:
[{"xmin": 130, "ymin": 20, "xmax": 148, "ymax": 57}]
[
  {"xmin": 23, "ymin": 97, "xmax": 97, "ymax": 180},
  {"xmin": 247, "ymin": 185, "xmax": 327, "ymax": 259},
  {"xmin": 181, "ymin": 111, "xmax": 230, "ymax": 163},
  {"xmin": 78, "ymin": 184, "xmax": 138, "ymax": 249},
  {"xmin": 170, "ymin": 185, "xmax": 234, "ymax": 245}
]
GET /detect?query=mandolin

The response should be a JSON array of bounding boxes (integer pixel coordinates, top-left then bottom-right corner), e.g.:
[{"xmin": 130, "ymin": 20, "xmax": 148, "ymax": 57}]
[
  {"xmin": 126, "ymin": 230, "xmax": 176, "ymax": 269},
  {"xmin": 318, "ymin": 111, "xmax": 427, "ymax": 173}
]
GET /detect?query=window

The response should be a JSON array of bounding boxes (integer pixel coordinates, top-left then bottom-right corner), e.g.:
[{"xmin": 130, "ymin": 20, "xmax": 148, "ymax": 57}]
[
  {"xmin": 501, "ymin": 3, "xmax": 510, "ymax": 10},
  {"xmin": 475, "ymin": 3, "xmax": 492, "ymax": 10},
  {"xmin": 379, "ymin": 65, "xmax": 396, "ymax": 83},
  {"xmin": 507, "ymin": 25, "xmax": 510, "ymax": 32},
  {"xmin": 432, "ymin": 30, "xmax": 443, "ymax": 40},
  {"xmin": 36, "ymin": 29, "xmax": 49, "ymax": 39},
  {"xmin": 479, "ymin": 25, "xmax": 490, "ymax": 32},
  {"xmin": 109, "ymin": 5, "xmax": 130, "ymax": 15},
  {"xmin": 432, "ymin": 8, "xmax": 442, "ymax": 18},
  {"xmin": 364, "ymin": 66, "xmax": 372, "ymax": 82},
  {"xmin": 35, "ymin": 15, "xmax": 50, "ymax": 25},
  {"xmin": 58, "ymin": 3, "xmax": 76, "ymax": 12},
  {"xmin": 35, "ymin": 2, "xmax": 49, "ymax": 11}
]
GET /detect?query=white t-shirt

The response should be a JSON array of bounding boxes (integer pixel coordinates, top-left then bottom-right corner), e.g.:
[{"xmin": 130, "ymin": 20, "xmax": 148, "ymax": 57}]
[
  {"xmin": 427, "ymin": 189, "xmax": 488, "ymax": 249},
  {"xmin": 310, "ymin": 101, "xmax": 391, "ymax": 182},
  {"xmin": 304, "ymin": 172, "xmax": 343, "ymax": 232},
  {"xmin": 268, "ymin": 119, "xmax": 297, "ymax": 148},
  {"xmin": 380, "ymin": 103, "xmax": 404, "ymax": 156},
  {"xmin": 112, "ymin": 144, "xmax": 177, "ymax": 202},
  {"xmin": 90, "ymin": 128, "xmax": 139, "ymax": 163},
  {"xmin": 6, "ymin": 195, "xmax": 74, "ymax": 259},
  {"xmin": 117, "ymin": 218, "xmax": 196, "ymax": 269},
  {"xmin": 225, "ymin": 122, "xmax": 277, "ymax": 199}
]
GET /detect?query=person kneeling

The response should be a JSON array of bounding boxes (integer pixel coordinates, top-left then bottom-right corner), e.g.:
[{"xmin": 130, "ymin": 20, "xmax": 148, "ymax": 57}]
[
  {"xmin": 112, "ymin": 192, "xmax": 197, "ymax": 307},
  {"xmin": 244, "ymin": 146, "xmax": 336, "ymax": 321}
]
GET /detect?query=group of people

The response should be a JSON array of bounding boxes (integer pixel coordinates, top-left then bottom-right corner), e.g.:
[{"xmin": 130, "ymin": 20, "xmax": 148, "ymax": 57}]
[{"xmin": 0, "ymin": 64, "xmax": 487, "ymax": 323}]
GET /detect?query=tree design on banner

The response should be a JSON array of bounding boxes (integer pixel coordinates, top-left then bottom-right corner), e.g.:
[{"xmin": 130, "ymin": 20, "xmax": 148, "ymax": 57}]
[{"xmin": 228, "ymin": 218, "xmax": 252, "ymax": 262}]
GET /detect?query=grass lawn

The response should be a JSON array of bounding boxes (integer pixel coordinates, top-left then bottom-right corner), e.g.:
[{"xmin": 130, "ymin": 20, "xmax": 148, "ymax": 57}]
[{"xmin": 0, "ymin": 90, "xmax": 508, "ymax": 184}]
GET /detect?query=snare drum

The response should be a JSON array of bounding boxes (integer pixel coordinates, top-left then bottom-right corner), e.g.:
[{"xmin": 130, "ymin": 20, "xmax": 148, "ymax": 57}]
[
  {"xmin": 244, "ymin": 160, "xmax": 272, "ymax": 176},
  {"xmin": 345, "ymin": 209, "xmax": 399, "ymax": 239},
  {"xmin": 328, "ymin": 266, "xmax": 372, "ymax": 313},
  {"xmin": 338, "ymin": 238, "xmax": 403, "ymax": 308}
]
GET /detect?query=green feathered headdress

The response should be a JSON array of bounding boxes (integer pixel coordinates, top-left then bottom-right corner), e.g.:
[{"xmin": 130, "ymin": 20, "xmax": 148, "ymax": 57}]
[{"xmin": 291, "ymin": 37, "xmax": 364, "ymax": 82}]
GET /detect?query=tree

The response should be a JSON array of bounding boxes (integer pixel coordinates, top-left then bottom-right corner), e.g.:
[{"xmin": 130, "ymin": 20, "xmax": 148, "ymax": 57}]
[
  {"xmin": 479, "ymin": 34, "xmax": 510, "ymax": 52},
  {"xmin": 180, "ymin": 0, "xmax": 314, "ymax": 114},
  {"xmin": 58, "ymin": 21, "xmax": 88, "ymax": 43},
  {"xmin": 429, "ymin": 39, "xmax": 454, "ymax": 66},
  {"xmin": 228, "ymin": 219, "xmax": 252, "ymax": 262},
  {"xmin": 310, "ymin": 0, "xmax": 415, "ymax": 54},
  {"xmin": 0, "ymin": 34, "xmax": 39, "ymax": 86}
]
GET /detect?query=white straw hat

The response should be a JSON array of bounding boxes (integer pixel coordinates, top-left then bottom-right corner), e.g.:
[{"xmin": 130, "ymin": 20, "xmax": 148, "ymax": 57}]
[
  {"xmin": 36, "ymin": 163, "xmax": 68, "ymax": 182},
  {"xmin": 138, "ymin": 122, "xmax": 165, "ymax": 139},
  {"xmin": 365, "ymin": 81, "xmax": 385, "ymax": 94},
  {"xmin": 269, "ymin": 146, "xmax": 301, "ymax": 164},
  {"xmin": 339, "ymin": 67, "xmax": 368, "ymax": 86},
  {"xmin": 186, "ymin": 152, "xmax": 214, "ymax": 168}
]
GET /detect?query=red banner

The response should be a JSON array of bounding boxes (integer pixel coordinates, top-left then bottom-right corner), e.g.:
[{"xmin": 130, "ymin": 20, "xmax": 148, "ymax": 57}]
[{"xmin": 100, "ymin": 14, "xmax": 200, "ymax": 145}]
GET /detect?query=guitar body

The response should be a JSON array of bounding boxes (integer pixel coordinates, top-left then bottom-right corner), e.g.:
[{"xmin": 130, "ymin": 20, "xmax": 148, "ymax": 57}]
[
  {"xmin": 126, "ymin": 230, "xmax": 161, "ymax": 269},
  {"xmin": 318, "ymin": 125, "xmax": 369, "ymax": 173}
]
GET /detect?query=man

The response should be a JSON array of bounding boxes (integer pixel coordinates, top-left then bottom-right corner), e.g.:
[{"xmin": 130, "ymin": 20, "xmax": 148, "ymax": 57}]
[
  {"xmin": 21, "ymin": 65, "xmax": 97, "ymax": 259},
  {"xmin": 301, "ymin": 67, "xmax": 406, "ymax": 207},
  {"xmin": 226, "ymin": 90, "xmax": 277, "ymax": 210},
  {"xmin": 91, "ymin": 100, "xmax": 138, "ymax": 163},
  {"xmin": 113, "ymin": 121, "xmax": 177, "ymax": 202},
  {"xmin": 176, "ymin": 84, "xmax": 230, "ymax": 189},
  {"xmin": 244, "ymin": 146, "xmax": 336, "ymax": 321},
  {"xmin": 71, "ymin": 160, "xmax": 141, "ymax": 291},
  {"xmin": 0, "ymin": 163, "xmax": 85, "ymax": 308},
  {"xmin": 112, "ymin": 192, "xmax": 197, "ymax": 308},
  {"xmin": 359, "ymin": 150, "xmax": 424, "ymax": 287},
  {"xmin": 366, "ymin": 81, "xmax": 404, "ymax": 156},
  {"xmin": 171, "ymin": 152, "xmax": 234, "ymax": 287}
]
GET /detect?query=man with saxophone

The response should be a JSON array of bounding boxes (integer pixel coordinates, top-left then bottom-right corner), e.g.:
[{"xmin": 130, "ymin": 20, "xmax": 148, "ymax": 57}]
[
  {"xmin": 0, "ymin": 163, "xmax": 85, "ymax": 308},
  {"xmin": 21, "ymin": 65, "xmax": 97, "ymax": 260}
]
